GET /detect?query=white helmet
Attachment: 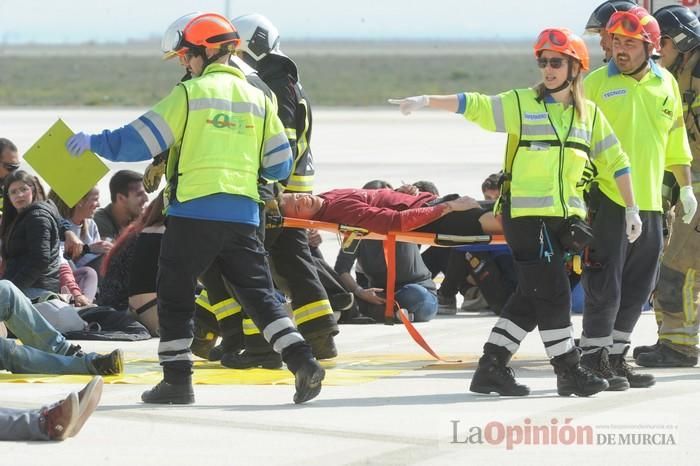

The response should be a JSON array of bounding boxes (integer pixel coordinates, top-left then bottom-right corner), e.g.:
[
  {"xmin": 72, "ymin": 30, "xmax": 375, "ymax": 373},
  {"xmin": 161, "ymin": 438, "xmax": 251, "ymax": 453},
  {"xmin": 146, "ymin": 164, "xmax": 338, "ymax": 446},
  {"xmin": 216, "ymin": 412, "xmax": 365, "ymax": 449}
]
[
  {"xmin": 160, "ymin": 12, "xmax": 201, "ymax": 60},
  {"xmin": 230, "ymin": 13, "xmax": 282, "ymax": 62}
]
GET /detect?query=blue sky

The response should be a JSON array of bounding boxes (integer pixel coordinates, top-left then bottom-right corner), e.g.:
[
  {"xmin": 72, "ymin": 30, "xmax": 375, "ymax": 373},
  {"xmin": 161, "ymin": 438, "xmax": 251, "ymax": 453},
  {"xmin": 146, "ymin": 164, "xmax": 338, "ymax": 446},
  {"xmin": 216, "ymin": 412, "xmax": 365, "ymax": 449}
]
[{"xmin": 0, "ymin": 0, "xmax": 601, "ymax": 43}]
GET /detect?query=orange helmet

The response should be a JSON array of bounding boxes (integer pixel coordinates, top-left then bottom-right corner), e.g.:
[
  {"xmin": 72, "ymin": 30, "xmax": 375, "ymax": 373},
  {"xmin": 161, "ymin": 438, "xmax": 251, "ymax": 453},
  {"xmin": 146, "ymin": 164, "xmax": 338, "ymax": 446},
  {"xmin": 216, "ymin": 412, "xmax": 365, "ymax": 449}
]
[
  {"xmin": 167, "ymin": 13, "xmax": 240, "ymax": 57},
  {"xmin": 606, "ymin": 6, "xmax": 661, "ymax": 48},
  {"xmin": 533, "ymin": 28, "xmax": 590, "ymax": 71}
]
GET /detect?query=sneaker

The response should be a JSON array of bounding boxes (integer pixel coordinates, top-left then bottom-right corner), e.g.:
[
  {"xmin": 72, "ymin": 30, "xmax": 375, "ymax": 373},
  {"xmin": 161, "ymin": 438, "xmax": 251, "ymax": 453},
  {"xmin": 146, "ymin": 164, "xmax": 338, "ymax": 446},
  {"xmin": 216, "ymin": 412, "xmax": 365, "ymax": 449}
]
[
  {"xmin": 141, "ymin": 380, "xmax": 195, "ymax": 404},
  {"xmin": 221, "ymin": 349, "xmax": 283, "ymax": 369},
  {"xmin": 91, "ymin": 349, "xmax": 124, "ymax": 376},
  {"xmin": 632, "ymin": 341, "xmax": 660, "ymax": 359},
  {"xmin": 71, "ymin": 376, "xmax": 104, "ymax": 437},
  {"xmin": 460, "ymin": 288, "xmax": 490, "ymax": 312},
  {"xmin": 580, "ymin": 348, "xmax": 630, "ymax": 391},
  {"xmin": 41, "ymin": 392, "xmax": 79, "ymax": 440},
  {"xmin": 609, "ymin": 348, "xmax": 655, "ymax": 388},
  {"xmin": 635, "ymin": 344, "xmax": 698, "ymax": 368},
  {"xmin": 293, "ymin": 358, "xmax": 326, "ymax": 404},
  {"xmin": 307, "ymin": 333, "xmax": 338, "ymax": 360}
]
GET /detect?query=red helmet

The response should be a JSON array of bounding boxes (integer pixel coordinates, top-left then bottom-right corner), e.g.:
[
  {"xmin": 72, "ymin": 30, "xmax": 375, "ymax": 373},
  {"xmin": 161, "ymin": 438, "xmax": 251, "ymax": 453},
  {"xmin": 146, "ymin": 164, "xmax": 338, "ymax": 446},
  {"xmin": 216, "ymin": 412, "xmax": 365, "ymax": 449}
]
[
  {"xmin": 167, "ymin": 13, "xmax": 240, "ymax": 56},
  {"xmin": 606, "ymin": 6, "xmax": 661, "ymax": 48},
  {"xmin": 533, "ymin": 28, "xmax": 590, "ymax": 71}
]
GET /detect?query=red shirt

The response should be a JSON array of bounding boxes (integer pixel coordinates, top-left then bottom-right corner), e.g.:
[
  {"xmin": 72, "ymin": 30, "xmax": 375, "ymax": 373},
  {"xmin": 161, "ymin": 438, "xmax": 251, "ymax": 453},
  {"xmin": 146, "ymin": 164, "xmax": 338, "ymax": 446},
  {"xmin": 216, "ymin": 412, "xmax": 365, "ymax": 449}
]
[{"xmin": 315, "ymin": 189, "xmax": 448, "ymax": 233}]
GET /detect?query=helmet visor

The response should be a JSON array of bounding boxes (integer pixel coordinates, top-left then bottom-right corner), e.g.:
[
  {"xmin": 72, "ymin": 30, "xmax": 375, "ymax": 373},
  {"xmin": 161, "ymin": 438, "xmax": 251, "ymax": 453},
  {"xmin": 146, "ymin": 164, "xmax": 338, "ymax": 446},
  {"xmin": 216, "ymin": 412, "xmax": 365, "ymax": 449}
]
[{"xmin": 161, "ymin": 12, "xmax": 201, "ymax": 58}]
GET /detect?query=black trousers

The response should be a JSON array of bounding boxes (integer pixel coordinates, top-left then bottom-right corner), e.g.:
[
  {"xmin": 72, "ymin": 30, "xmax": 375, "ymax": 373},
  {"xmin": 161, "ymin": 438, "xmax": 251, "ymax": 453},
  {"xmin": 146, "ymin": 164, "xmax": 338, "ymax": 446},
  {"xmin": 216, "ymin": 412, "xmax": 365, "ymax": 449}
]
[{"xmin": 157, "ymin": 216, "xmax": 309, "ymax": 382}]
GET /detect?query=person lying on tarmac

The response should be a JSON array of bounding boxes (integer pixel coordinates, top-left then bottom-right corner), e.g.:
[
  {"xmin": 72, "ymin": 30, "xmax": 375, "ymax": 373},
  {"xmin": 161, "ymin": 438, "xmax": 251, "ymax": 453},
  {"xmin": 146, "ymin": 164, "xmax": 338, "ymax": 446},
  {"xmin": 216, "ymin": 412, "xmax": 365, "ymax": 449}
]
[{"xmin": 278, "ymin": 188, "xmax": 502, "ymax": 236}]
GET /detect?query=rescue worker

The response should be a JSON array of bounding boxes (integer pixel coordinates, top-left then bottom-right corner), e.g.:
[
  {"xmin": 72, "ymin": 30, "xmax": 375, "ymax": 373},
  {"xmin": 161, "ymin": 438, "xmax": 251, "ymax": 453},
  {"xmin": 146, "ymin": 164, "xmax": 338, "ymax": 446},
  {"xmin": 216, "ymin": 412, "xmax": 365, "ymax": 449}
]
[
  {"xmin": 581, "ymin": 6, "xmax": 697, "ymax": 387},
  {"xmin": 634, "ymin": 5, "xmax": 700, "ymax": 368},
  {"xmin": 223, "ymin": 13, "xmax": 338, "ymax": 369},
  {"xmin": 65, "ymin": 13, "xmax": 325, "ymax": 405},
  {"xmin": 585, "ymin": 0, "xmax": 637, "ymax": 63},
  {"xmin": 149, "ymin": 11, "xmax": 280, "ymax": 363},
  {"xmin": 390, "ymin": 28, "xmax": 638, "ymax": 397}
]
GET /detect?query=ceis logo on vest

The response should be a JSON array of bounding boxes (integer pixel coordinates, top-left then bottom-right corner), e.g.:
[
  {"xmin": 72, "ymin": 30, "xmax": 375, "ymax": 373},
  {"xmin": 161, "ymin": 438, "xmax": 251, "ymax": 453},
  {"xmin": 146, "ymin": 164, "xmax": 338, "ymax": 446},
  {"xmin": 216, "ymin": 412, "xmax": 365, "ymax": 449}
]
[{"xmin": 206, "ymin": 113, "xmax": 254, "ymax": 133}]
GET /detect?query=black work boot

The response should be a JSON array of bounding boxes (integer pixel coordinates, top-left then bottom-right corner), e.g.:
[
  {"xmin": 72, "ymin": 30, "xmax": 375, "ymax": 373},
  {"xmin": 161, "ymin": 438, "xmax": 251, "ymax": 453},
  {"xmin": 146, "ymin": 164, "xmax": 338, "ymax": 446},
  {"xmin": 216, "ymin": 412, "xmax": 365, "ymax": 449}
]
[
  {"xmin": 469, "ymin": 344, "xmax": 530, "ymax": 396},
  {"xmin": 141, "ymin": 380, "xmax": 195, "ymax": 405},
  {"xmin": 221, "ymin": 349, "xmax": 283, "ymax": 369},
  {"xmin": 635, "ymin": 343, "xmax": 698, "ymax": 368},
  {"xmin": 609, "ymin": 348, "xmax": 656, "ymax": 388},
  {"xmin": 306, "ymin": 332, "xmax": 338, "ymax": 360},
  {"xmin": 580, "ymin": 348, "xmax": 630, "ymax": 391},
  {"xmin": 292, "ymin": 358, "xmax": 326, "ymax": 404},
  {"xmin": 632, "ymin": 340, "xmax": 660, "ymax": 359},
  {"xmin": 551, "ymin": 349, "xmax": 609, "ymax": 397},
  {"xmin": 90, "ymin": 349, "xmax": 124, "ymax": 376}
]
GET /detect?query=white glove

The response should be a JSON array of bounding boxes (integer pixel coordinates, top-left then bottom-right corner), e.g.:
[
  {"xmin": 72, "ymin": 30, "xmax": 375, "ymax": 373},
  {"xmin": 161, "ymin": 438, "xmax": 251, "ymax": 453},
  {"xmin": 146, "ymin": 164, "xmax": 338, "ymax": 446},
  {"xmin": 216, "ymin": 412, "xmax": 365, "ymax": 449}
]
[
  {"xmin": 679, "ymin": 185, "xmax": 698, "ymax": 224},
  {"xmin": 66, "ymin": 132, "xmax": 91, "ymax": 156},
  {"xmin": 387, "ymin": 95, "xmax": 429, "ymax": 115},
  {"xmin": 625, "ymin": 205, "xmax": 643, "ymax": 243}
]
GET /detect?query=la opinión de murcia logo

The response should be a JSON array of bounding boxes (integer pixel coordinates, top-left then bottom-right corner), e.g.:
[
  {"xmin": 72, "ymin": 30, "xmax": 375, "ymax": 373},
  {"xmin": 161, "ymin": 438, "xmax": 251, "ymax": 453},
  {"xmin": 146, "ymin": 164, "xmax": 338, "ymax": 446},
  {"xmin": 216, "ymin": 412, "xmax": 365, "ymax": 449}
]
[{"xmin": 450, "ymin": 418, "xmax": 677, "ymax": 450}]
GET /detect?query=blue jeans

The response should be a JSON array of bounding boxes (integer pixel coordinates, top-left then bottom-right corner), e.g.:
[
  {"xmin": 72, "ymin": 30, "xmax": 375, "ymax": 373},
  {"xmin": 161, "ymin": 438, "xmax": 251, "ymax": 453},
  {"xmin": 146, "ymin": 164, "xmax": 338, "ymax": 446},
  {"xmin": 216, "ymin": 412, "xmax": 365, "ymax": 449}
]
[
  {"xmin": 0, "ymin": 280, "xmax": 95, "ymax": 374},
  {"xmin": 0, "ymin": 407, "xmax": 47, "ymax": 440},
  {"xmin": 396, "ymin": 284, "xmax": 438, "ymax": 322}
]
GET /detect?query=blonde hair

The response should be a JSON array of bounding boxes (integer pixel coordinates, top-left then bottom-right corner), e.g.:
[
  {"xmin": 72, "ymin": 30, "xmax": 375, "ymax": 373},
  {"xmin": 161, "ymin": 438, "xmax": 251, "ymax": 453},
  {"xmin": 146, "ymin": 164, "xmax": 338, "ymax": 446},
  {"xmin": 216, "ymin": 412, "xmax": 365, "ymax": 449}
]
[{"xmin": 534, "ymin": 58, "xmax": 587, "ymax": 121}]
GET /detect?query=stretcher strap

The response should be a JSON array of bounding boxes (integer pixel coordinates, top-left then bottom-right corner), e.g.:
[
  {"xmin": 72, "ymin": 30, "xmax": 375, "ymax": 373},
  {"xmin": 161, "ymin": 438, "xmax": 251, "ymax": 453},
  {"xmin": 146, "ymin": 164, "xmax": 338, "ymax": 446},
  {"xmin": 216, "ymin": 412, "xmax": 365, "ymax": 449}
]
[
  {"xmin": 383, "ymin": 234, "xmax": 397, "ymax": 324},
  {"xmin": 395, "ymin": 304, "xmax": 462, "ymax": 363}
]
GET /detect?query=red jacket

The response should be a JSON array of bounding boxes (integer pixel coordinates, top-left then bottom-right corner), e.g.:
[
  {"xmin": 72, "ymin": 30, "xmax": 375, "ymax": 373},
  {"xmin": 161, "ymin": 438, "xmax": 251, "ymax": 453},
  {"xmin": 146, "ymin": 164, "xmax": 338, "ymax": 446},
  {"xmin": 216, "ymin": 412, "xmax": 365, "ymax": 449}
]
[{"xmin": 315, "ymin": 189, "xmax": 449, "ymax": 234}]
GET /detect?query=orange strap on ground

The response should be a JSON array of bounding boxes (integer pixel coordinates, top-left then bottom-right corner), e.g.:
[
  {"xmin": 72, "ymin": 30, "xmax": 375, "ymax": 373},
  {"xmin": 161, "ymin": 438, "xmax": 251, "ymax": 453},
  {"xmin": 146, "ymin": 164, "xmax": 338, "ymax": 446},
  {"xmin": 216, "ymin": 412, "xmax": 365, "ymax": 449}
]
[{"xmin": 395, "ymin": 305, "xmax": 462, "ymax": 363}]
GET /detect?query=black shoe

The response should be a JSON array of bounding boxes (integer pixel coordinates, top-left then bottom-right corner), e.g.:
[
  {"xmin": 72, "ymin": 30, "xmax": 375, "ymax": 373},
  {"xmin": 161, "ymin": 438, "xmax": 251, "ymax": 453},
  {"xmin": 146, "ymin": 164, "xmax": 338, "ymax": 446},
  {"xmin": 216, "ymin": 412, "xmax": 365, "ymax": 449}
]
[
  {"xmin": 307, "ymin": 333, "xmax": 338, "ymax": 360},
  {"xmin": 635, "ymin": 344, "xmax": 698, "ymax": 368},
  {"xmin": 190, "ymin": 328, "xmax": 218, "ymax": 360},
  {"xmin": 437, "ymin": 294, "xmax": 457, "ymax": 315},
  {"xmin": 469, "ymin": 352, "xmax": 530, "ymax": 396},
  {"xmin": 632, "ymin": 341, "xmax": 660, "ymax": 359},
  {"xmin": 580, "ymin": 348, "xmax": 630, "ymax": 391},
  {"xmin": 609, "ymin": 348, "xmax": 655, "ymax": 388},
  {"xmin": 91, "ymin": 349, "xmax": 124, "ymax": 376},
  {"xmin": 65, "ymin": 344, "xmax": 85, "ymax": 357},
  {"xmin": 293, "ymin": 358, "xmax": 325, "ymax": 404},
  {"xmin": 551, "ymin": 350, "xmax": 609, "ymax": 397},
  {"xmin": 208, "ymin": 336, "xmax": 243, "ymax": 362},
  {"xmin": 221, "ymin": 349, "xmax": 283, "ymax": 369},
  {"xmin": 141, "ymin": 380, "xmax": 194, "ymax": 404},
  {"xmin": 329, "ymin": 292, "xmax": 355, "ymax": 312}
]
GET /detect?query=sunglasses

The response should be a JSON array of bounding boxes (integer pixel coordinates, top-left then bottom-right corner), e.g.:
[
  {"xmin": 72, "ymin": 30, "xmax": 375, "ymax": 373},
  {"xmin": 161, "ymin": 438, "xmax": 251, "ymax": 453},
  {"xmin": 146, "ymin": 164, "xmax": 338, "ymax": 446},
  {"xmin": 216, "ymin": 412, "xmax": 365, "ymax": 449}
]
[
  {"xmin": 534, "ymin": 29, "xmax": 570, "ymax": 51},
  {"xmin": 607, "ymin": 11, "xmax": 644, "ymax": 37},
  {"xmin": 2, "ymin": 162, "xmax": 20, "ymax": 172},
  {"xmin": 537, "ymin": 57, "xmax": 565, "ymax": 69}
]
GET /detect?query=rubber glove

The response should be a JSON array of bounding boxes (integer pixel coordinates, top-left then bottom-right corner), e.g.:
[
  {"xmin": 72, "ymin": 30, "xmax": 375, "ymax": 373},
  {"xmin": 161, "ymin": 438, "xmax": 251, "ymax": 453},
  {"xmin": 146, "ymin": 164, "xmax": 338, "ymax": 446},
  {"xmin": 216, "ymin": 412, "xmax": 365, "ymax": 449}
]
[
  {"xmin": 387, "ymin": 95, "xmax": 429, "ymax": 115},
  {"xmin": 679, "ymin": 185, "xmax": 698, "ymax": 223},
  {"xmin": 143, "ymin": 160, "xmax": 166, "ymax": 193},
  {"xmin": 625, "ymin": 205, "xmax": 643, "ymax": 243},
  {"xmin": 66, "ymin": 132, "xmax": 91, "ymax": 156}
]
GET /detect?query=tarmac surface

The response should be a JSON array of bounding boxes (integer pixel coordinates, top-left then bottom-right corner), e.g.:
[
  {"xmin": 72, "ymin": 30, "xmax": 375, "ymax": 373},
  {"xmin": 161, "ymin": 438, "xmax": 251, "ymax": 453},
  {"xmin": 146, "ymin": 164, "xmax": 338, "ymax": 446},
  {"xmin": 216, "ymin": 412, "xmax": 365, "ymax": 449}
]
[{"xmin": 1, "ymin": 108, "xmax": 698, "ymax": 464}]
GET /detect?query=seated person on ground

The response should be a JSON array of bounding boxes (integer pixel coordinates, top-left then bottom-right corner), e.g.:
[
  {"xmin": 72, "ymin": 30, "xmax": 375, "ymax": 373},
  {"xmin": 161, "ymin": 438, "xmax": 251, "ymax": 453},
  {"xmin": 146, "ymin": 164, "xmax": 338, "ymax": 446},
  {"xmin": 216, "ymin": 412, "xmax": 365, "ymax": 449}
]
[
  {"xmin": 0, "ymin": 171, "xmax": 60, "ymax": 299},
  {"xmin": 334, "ymin": 181, "xmax": 438, "ymax": 322},
  {"xmin": 93, "ymin": 170, "xmax": 148, "ymax": 240}
]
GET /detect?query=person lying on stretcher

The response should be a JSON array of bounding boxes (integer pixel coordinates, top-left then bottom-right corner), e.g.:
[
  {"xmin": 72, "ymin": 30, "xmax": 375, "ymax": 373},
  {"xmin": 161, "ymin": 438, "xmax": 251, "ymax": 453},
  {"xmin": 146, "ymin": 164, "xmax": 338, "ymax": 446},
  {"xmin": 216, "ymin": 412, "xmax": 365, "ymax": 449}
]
[{"xmin": 278, "ymin": 188, "xmax": 502, "ymax": 236}]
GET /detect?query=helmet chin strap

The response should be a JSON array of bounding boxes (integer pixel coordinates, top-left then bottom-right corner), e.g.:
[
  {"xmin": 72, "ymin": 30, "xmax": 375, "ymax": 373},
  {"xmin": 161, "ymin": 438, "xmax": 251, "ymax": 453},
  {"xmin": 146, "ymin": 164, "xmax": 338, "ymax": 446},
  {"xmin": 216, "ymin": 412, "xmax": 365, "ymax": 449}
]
[
  {"xmin": 668, "ymin": 52, "xmax": 685, "ymax": 75},
  {"xmin": 191, "ymin": 45, "xmax": 231, "ymax": 74},
  {"xmin": 622, "ymin": 46, "xmax": 650, "ymax": 76}
]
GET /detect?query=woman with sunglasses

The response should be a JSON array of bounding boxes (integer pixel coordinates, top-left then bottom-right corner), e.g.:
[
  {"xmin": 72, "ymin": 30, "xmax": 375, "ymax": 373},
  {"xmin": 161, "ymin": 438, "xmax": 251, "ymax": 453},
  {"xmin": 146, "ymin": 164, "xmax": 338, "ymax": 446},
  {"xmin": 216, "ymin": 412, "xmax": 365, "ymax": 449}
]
[
  {"xmin": 390, "ymin": 28, "xmax": 640, "ymax": 397},
  {"xmin": 0, "ymin": 171, "xmax": 61, "ymax": 300}
]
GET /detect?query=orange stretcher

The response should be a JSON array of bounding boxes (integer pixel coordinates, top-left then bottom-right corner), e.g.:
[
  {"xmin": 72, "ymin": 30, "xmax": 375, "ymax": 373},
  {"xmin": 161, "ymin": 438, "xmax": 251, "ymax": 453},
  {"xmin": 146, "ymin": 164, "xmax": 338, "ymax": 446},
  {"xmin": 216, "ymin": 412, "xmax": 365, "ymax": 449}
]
[{"xmin": 283, "ymin": 217, "xmax": 507, "ymax": 361}]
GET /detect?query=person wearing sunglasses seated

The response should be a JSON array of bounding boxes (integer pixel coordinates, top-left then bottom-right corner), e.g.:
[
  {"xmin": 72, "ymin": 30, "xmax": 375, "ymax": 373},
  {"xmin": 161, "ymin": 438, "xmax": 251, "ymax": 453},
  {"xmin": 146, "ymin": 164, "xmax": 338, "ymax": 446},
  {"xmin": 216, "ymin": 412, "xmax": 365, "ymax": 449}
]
[
  {"xmin": 0, "ymin": 138, "xmax": 21, "ymax": 214},
  {"xmin": 389, "ymin": 28, "xmax": 640, "ymax": 398}
]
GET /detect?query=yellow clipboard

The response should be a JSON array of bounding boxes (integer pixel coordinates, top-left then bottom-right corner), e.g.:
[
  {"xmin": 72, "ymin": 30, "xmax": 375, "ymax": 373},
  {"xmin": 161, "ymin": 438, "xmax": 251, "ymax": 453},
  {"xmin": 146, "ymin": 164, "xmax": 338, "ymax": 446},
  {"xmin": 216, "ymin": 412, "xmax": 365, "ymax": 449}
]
[{"xmin": 24, "ymin": 118, "xmax": 109, "ymax": 208}]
